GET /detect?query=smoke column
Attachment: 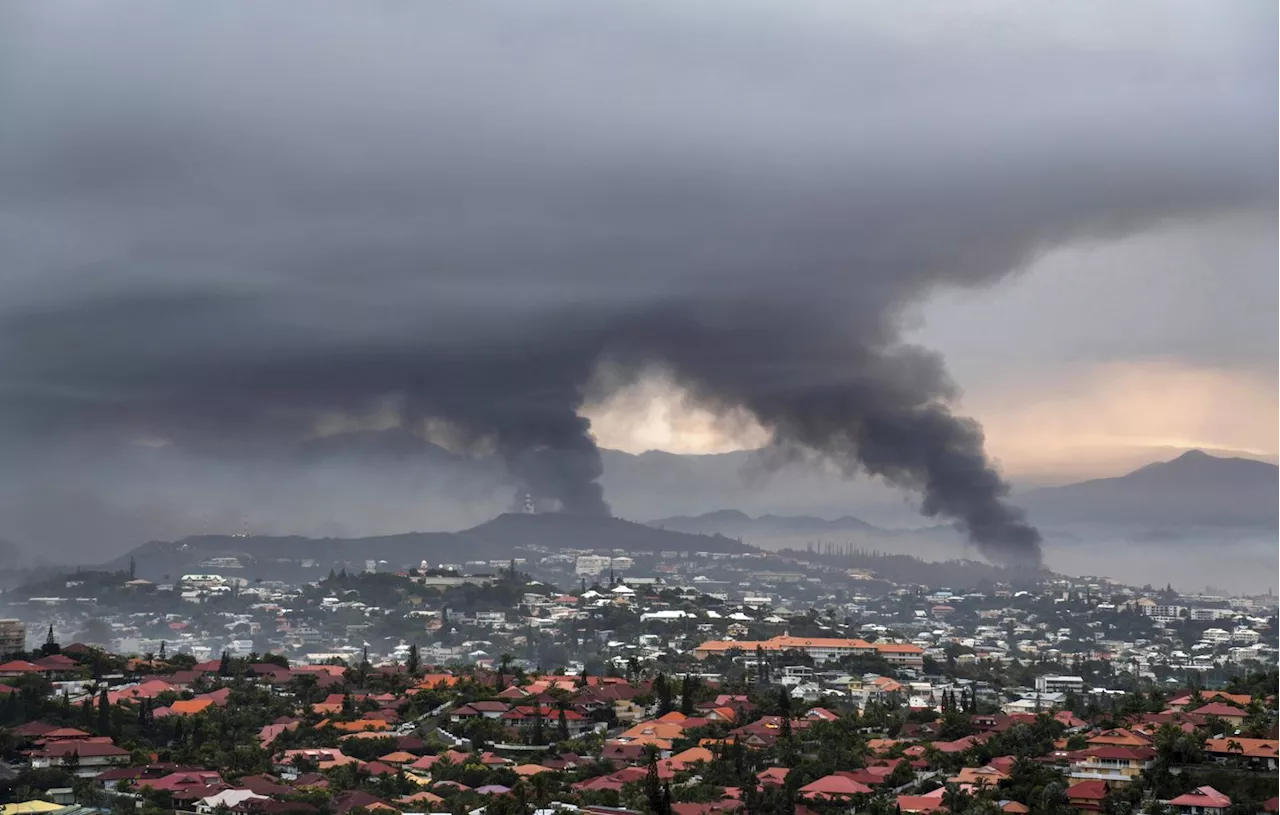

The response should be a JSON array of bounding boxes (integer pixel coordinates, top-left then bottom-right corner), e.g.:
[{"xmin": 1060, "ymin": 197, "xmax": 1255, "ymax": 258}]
[{"xmin": 0, "ymin": 1, "xmax": 1273, "ymax": 566}]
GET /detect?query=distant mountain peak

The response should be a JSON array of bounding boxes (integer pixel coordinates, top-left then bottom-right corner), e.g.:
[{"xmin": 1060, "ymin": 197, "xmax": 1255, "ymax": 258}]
[{"xmin": 1020, "ymin": 449, "xmax": 1277, "ymax": 528}]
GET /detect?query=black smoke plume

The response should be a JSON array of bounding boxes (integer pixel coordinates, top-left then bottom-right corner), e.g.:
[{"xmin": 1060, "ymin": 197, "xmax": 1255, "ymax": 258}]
[{"xmin": 0, "ymin": 1, "xmax": 1273, "ymax": 566}]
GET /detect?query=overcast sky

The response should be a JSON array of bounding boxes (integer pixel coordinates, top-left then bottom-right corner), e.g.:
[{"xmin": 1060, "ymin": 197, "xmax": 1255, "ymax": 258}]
[{"xmin": 0, "ymin": 1, "xmax": 1274, "ymax": 550}]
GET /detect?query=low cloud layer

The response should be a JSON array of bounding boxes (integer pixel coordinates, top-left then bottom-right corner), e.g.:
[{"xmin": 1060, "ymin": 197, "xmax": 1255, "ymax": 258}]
[{"xmin": 0, "ymin": 1, "xmax": 1274, "ymax": 566}]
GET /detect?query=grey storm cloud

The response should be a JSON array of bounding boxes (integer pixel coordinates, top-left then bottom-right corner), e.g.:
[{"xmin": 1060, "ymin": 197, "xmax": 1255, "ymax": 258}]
[{"xmin": 0, "ymin": 0, "xmax": 1274, "ymax": 566}]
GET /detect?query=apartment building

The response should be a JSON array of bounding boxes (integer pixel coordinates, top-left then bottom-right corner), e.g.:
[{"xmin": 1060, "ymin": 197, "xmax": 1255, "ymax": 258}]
[{"xmin": 0, "ymin": 619, "xmax": 25, "ymax": 658}]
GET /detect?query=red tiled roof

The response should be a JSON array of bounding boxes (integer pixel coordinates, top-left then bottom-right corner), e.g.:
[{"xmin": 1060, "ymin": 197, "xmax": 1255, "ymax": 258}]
[
  {"xmin": 1067, "ymin": 780, "xmax": 1109, "ymax": 801},
  {"xmin": 1167, "ymin": 786, "xmax": 1231, "ymax": 807},
  {"xmin": 1188, "ymin": 702, "xmax": 1247, "ymax": 718},
  {"xmin": 799, "ymin": 774, "xmax": 872, "ymax": 798},
  {"xmin": 35, "ymin": 740, "xmax": 130, "ymax": 758},
  {"xmin": 0, "ymin": 660, "xmax": 42, "ymax": 673}
]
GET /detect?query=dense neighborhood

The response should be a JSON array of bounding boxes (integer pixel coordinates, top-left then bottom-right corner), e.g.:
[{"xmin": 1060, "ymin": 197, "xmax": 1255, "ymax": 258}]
[{"xmin": 0, "ymin": 541, "xmax": 1276, "ymax": 814}]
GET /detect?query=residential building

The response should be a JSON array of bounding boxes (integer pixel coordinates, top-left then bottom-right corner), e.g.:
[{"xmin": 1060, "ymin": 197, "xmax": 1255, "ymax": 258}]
[
  {"xmin": 30, "ymin": 741, "xmax": 131, "ymax": 777},
  {"xmin": 0, "ymin": 619, "xmax": 25, "ymax": 657},
  {"xmin": 1035, "ymin": 674, "xmax": 1085, "ymax": 694},
  {"xmin": 693, "ymin": 635, "xmax": 922, "ymax": 666},
  {"xmin": 1069, "ymin": 747, "xmax": 1156, "ymax": 786},
  {"xmin": 575, "ymin": 556, "xmax": 612, "ymax": 576},
  {"xmin": 1166, "ymin": 786, "xmax": 1231, "ymax": 815}
]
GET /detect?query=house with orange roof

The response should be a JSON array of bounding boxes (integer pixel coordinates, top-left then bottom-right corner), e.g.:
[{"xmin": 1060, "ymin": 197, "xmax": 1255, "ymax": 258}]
[
  {"xmin": 165, "ymin": 698, "xmax": 214, "ymax": 716},
  {"xmin": 694, "ymin": 635, "xmax": 921, "ymax": 665},
  {"xmin": 397, "ymin": 791, "xmax": 445, "ymax": 808},
  {"xmin": 702, "ymin": 706, "xmax": 737, "ymax": 723},
  {"xmin": 896, "ymin": 795, "xmax": 945, "ymax": 813},
  {"xmin": 513, "ymin": 764, "xmax": 554, "ymax": 776},
  {"xmin": 274, "ymin": 748, "xmax": 359, "ymax": 778},
  {"xmin": 668, "ymin": 747, "xmax": 714, "ymax": 768},
  {"xmin": 107, "ymin": 679, "xmax": 177, "ymax": 704},
  {"xmin": 1070, "ymin": 746, "xmax": 1156, "ymax": 786},
  {"xmin": 866, "ymin": 738, "xmax": 898, "ymax": 755},
  {"xmin": 1168, "ymin": 691, "xmax": 1251, "ymax": 711},
  {"xmin": 799, "ymin": 774, "xmax": 873, "ymax": 800},
  {"xmin": 310, "ymin": 693, "xmax": 347, "ymax": 716},
  {"xmin": 329, "ymin": 719, "xmax": 391, "ymax": 733},
  {"xmin": 617, "ymin": 720, "xmax": 687, "ymax": 744},
  {"xmin": 1086, "ymin": 728, "xmax": 1151, "ymax": 749},
  {"xmin": 1203, "ymin": 737, "xmax": 1279, "ymax": 771}
]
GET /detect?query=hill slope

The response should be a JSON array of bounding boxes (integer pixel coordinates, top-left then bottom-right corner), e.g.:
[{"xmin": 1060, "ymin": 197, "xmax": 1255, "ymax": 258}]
[
  {"xmin": 109, "ymin": 513, "xmax": 751, "ymax": 579},
  {"xmin": 648, "ymin": 510, "xmax": 879, "ymax": 537},
  {"xmin": 1019, "ymin": 450, "xmax": 1278, "ymax": 527},
  {"xmin": 464, "ymin": 512, "xmax": 748, "ymax": 554}
]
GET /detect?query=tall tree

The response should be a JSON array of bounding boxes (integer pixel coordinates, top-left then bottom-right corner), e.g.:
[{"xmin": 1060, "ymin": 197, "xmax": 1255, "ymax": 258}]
[
  {"xmin": 97, "ymin": 687, "xmax": 111, "ymax": 736},
  {"xmin": 777, "ymin": 686, "xmax": 795, "ymax": 765},
  {"xmin": 498, "ymin": 654, "xmax": 513, "ymax": 689},
  {"xmin": 41, "ymin": 624, "xmax": 60, "ymax": 656},
  {"xmin": 531, "ymin": 704, "xmax": 545, "ymax": 744},
  {"xmin": 406, "ymin": 644, "xmax": 421, "ymax": 676},
  {"xmin": 644, "ymin": 748, "xmax": 664, "ymax": 815},
  {"xmin": 219, "ymin": 650, "xmax": 232, "ymax": 676},
  {"xmin": 680, "ymin": 675, "xmax": 696, "ymax": 716},
  {"xmin": 655, "ymin": 673, "xmax": 673, "ymax": 716}
]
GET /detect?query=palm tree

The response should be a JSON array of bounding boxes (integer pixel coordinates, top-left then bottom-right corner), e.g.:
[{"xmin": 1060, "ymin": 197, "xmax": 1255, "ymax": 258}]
[
  {"xmin": 940, "ymin": 783, "xmax": 970, "ymax": 813},
  {"xmin": 497, "ymin": 653, "xmax": 513, "ymax": 689},
  {"xmin": 1225, "ymin": 738, "xmax": 1244, "ymax": 766}
]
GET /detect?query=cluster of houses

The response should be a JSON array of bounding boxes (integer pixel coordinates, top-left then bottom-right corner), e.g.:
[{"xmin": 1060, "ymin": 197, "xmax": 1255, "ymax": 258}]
[{"xmin": 1, "ymin": 640, "xmax": 1275, "ymax": 815}]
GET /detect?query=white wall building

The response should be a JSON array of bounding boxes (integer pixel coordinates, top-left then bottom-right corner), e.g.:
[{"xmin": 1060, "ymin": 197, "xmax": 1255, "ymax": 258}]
[
  {"xmin": 575, "ymin": 555, "xmax": 612, "ymax": 576},
  {"xmin": 1035, "ymin": 675, "xmax": 1085, "ymax": 694}
]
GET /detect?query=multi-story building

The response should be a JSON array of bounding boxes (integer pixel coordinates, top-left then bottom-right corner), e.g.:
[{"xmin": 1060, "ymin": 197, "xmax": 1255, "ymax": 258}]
[
  {"xmin": 575, "ymin": 555, "xmax": 612, "ymax": 576},
  {"xmin": 1070, "ymin": 747, "xmax": 1156, "ymax": 786},
  {"xmin": 1035, "ymin": 674, "xmax": 1086, "ymax": 694},
  {"xmin": 1201, "ymin": 628, "xmax": 1231, "ymax": 645},
  {"xmin": 0, "ymin": 619, "xmax": 25, "ymax": 657},
  {"xmin": 692, "ymin": 635, "xmax": 923, "ymax": 666},
  {"xmin": 1189, "ymin": 607, "xmax": 1236, "ymax": 622}
]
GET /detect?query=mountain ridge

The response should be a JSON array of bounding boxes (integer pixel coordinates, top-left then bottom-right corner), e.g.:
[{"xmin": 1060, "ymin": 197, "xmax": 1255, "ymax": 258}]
[
  {"xmin": 648, "ymin": 510, "xmax": 882, "ymax": 537},
  {"xmin": 1018, "ymin": 449, "xmax": 1277, "ymax": 527}
]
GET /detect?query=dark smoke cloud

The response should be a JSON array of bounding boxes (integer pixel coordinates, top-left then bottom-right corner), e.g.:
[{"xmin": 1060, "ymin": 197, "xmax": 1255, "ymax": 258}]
[{"xmin": 0, "ymin": 1, "xmax": 1274, "ymax": 565}]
